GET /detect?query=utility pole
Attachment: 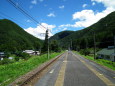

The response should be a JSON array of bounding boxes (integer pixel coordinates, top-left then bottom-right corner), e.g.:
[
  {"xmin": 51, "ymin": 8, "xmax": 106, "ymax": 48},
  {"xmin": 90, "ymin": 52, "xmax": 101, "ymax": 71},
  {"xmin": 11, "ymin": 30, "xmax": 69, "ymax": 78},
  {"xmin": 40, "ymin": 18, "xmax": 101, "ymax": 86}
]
[
  {"xmin": 43, "ymin": 29, "xmax": 49, "ymax": 59},
  {"xmin": 85, "ymin": 38, "xmax": 88, "ymax": 49},
  {"xmin": 71, "ymin": 40, "xmax": 72, "ymax": 50},
  {"xmin": 47, "ymin": 29, "xmax": 49, "ymax": 59},
  {"xmin": 93, "ymin": 31, "xmax": 96, "ymax": 60},
  {"xmin": 114, "ymin": 36, "xmax": 115, "ymax": 54}
]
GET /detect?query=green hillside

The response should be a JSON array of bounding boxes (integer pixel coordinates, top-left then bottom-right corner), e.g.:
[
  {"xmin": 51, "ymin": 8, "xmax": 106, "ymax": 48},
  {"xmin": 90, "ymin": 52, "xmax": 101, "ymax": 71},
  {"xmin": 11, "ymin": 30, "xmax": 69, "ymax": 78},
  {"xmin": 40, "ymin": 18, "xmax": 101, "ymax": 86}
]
[
  {"xmin": 50, "ymin": 11, "xmax": 115, "ymax": 50},
  {"xmin": 0, "ymin": 19, "xmax": 42, "ymax": 52},
  {"xmin": 50, "ymin": 30, "xmax": 74, "ymax": 41}
]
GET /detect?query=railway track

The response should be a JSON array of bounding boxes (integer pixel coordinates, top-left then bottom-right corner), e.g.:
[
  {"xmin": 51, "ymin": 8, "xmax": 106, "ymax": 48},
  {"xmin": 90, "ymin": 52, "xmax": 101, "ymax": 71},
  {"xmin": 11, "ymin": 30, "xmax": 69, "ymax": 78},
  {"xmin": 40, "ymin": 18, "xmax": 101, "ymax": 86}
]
[{"xmin": 9, "ymin": 52, "xmax": 65, "ymax": 86}]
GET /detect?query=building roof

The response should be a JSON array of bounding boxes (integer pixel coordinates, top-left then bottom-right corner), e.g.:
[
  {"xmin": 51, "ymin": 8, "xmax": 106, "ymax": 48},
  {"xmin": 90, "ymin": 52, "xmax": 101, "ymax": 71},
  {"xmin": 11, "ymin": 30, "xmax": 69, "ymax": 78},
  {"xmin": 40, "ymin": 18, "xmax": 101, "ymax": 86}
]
[
  {"xmin": 0, "ymin": 52, "xmax": 5, "ymax": 54},
  {"xmin": 111, "ymin": 53, "xmax": 115, "ymax": 56},
  {"xmin": 23, "ymin": 50, "xmax": 34, "ymax": 54},
  {"xmin": 97, "ymin": 48, "xmax": 114, "ymax": 56}
]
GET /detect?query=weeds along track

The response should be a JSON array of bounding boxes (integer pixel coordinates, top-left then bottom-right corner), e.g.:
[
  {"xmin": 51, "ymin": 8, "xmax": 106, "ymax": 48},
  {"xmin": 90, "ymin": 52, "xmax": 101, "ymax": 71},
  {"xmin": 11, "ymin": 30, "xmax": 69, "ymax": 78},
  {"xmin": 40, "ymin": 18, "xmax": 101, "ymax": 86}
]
[{"xmin": 9, "ymin": 52, "xmax": 65, "ymax": 86}]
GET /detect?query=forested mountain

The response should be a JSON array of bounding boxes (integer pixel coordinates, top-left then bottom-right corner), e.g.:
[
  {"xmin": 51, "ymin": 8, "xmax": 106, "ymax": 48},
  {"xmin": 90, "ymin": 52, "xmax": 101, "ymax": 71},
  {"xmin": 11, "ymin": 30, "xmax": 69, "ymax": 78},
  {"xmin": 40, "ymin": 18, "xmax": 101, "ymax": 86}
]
[
  {"xmin": 50, "ymin": 11, "xmax": 115, "ymax": 50},
  {"xmin": 50, "ymin": 30, "xmax": 74, "ymax": 41},
  {"xmin": 49, "ymin": 31, "xmax": 74, "ymax": 52},
  {"xmin": 0, "ymin": 19, "xmax": 42, "ymax": 52},
  {"xmin": 0, "ymin": 11, "xmax": 115, "ymax": 52}
]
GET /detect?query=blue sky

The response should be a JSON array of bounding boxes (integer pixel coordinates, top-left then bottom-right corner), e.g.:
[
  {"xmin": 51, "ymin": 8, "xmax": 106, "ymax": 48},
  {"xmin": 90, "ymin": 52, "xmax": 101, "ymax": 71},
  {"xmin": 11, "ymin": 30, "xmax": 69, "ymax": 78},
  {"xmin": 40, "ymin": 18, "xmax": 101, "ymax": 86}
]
[{"xmin": 0, "ymin": 0, "xmax": 115, "ymax": 39}]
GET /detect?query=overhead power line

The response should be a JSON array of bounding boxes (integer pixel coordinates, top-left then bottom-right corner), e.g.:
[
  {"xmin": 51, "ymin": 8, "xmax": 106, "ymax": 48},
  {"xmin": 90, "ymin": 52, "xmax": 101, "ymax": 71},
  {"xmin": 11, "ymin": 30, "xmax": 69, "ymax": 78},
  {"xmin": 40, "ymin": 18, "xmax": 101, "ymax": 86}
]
[
  {"xmin": 7, "ymin": 0, "xmax": 46, "ymax": 31},
  {"xmin": 0, "ymin": 11, "xmax": 28, "ymax": 27}
]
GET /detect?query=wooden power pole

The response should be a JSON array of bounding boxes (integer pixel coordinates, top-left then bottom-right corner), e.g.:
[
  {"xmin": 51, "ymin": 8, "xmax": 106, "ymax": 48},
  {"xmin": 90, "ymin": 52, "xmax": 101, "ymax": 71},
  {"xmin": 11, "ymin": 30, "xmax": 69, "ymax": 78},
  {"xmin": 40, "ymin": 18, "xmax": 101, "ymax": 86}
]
[{"xmin": 94, "ymin": 31, "xmax": 96, "ymax": 60}]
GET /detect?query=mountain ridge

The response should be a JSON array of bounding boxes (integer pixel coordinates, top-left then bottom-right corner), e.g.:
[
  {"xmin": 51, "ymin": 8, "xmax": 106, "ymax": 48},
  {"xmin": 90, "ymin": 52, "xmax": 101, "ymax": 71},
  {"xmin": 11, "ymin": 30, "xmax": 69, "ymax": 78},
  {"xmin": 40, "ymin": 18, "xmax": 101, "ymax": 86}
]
[
  {"xmin": 0, "ymin": 19, "xmax": 42, "ymax": 52},
  {"xmin": 50, "ymin": 11, "xmax": 115, "ymax": 49}
]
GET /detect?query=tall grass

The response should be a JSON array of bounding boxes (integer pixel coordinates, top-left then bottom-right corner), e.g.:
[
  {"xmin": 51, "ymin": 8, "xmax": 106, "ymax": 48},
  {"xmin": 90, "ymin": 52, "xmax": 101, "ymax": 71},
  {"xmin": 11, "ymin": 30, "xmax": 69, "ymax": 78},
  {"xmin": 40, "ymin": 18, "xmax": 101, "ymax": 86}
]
[
  {"xmin": 74, "ymin": 51, "xmax": 115, "ymax": 70},
  {"xmin": 0, "ymin": 52, "xmax": 63, "ymax": 86}
]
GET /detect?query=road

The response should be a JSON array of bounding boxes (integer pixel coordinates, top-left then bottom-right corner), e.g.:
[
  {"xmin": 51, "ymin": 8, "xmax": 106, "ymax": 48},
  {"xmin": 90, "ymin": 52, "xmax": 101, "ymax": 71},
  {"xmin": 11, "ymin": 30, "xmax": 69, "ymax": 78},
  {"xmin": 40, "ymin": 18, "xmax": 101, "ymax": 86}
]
[{"xmin": 34, "ymin": 51, "xmax": 115, "ymax": 86}]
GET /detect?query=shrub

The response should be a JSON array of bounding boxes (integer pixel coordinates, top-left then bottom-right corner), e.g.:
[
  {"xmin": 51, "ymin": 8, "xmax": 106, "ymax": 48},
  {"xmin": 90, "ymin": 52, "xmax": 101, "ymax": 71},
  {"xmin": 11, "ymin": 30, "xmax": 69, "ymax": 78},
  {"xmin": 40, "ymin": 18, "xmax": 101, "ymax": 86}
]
[
  {"xmin": 14, "ymin": 56, "xmax": 20, "ymax": 61},
  {"xmin": 80, "ymin": 49, "xmax": 90, "ymax": 56},
  {"xmin": 0, "ymin": 58, "xmax": 14, "ymax": 65},
  {"xmin": 80, "ymin": 49, "xmax": 84, "ymax": 55},
  {"xmin": 15, "ymin": 52, "xmax": 30, "ymax": 60},
  {"xmin": 20, "ymin": 53, "xmax": 30, "ymax": 60}
]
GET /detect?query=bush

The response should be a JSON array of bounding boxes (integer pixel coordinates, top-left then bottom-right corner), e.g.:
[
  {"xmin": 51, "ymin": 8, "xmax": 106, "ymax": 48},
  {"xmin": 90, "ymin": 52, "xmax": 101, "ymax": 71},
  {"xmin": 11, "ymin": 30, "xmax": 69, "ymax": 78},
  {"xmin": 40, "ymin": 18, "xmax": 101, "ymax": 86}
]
[
  {"xmin": 20, "ymin": 53, "xmax": 30, "ymax": 60},
  {"xmin": 80, "ymin": 49, "xmax": 90, "ymax": 56},
  {"xmin": 5, "ymin": 52, "xmax": 11, "ymax": 58},
  {"xmin": 15, "ymin": 52, "xmax": 31, "ymax": 60},
  {"xmin": 0, "ymin": 58, "xmax": 14, "ymax": 65},
  {"xmin": 80, "ymin": 49, "xmax": 84, "ymax": 55},
  {"xmin": 14, "ymin": 56, "xmax": 20, "ymax": 61}
]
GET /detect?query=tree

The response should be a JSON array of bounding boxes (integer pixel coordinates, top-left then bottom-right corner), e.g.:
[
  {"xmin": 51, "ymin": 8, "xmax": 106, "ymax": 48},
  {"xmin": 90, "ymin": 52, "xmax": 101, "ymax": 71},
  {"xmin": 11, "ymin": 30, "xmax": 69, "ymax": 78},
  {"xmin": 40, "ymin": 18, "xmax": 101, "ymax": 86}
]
[
  {"xmin": 33, "ymin": 41, "xmax": 41, "ymax": 50},
  {"xmin": 80, "ymin": 48, "xmax": 90, "ymax": 56},
  {"xmin": 50, "ymin": 40, "xmax": 60, "ymax": 52}
]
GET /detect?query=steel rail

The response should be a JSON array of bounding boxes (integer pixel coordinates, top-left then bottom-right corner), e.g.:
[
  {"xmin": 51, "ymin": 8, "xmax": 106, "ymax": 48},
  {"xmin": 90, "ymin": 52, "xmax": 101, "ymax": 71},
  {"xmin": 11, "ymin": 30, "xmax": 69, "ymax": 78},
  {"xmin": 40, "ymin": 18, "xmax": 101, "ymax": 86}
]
[{"xmin": 18, "ymin": 52, "xmax": 65, "ymax": 86}]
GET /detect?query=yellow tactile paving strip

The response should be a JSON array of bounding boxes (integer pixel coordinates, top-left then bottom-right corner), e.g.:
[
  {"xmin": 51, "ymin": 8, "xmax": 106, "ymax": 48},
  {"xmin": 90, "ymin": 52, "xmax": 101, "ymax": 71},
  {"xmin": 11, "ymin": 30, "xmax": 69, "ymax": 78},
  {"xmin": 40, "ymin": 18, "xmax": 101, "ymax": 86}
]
[
  {"xmin": 73, "ymin": 53, "xmax": 115, "ymax": 86},
  {"xmin": 54, "ymin": 52, "xmax": 68, "ymax": 86}
]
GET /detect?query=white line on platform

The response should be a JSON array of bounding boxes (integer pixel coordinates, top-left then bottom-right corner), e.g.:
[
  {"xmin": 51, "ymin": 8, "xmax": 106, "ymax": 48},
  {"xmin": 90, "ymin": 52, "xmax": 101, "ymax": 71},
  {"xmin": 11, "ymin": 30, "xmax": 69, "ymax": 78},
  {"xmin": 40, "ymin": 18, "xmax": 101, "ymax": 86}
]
[
  {"xmin": 49, "ymin": 69, "xmax": 54, "ymax": 74},
  {"xmin": 99, "ymin": 74, "xmax": 103, "ymax": 75},
  {"xmin": 63, "ymin": 61, "xmax": 67, "ymax": 63}
]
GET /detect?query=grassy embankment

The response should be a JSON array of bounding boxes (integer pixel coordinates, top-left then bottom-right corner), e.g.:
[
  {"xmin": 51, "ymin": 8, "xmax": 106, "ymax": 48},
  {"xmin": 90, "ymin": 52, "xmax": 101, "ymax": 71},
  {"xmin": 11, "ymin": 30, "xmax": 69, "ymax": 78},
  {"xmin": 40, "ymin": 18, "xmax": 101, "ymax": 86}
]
[
  {"xmin": 74, "ymin": 51, "xmax": 115, "ymax": 71},
  {"xmin": 0, "ymin": 51, "xmax": 64, "ymax": 86}
]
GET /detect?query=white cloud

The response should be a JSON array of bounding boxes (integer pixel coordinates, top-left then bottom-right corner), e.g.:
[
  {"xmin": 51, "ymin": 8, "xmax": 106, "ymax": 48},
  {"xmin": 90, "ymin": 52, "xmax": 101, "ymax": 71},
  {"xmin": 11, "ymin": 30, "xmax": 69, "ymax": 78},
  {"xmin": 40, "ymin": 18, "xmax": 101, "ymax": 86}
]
[
  {"xmin": 91, "ymin": 0, "xmax": 115, "ymax": 9},
  {"xmin": 59, "ymin": 5, "xmax": 65, "ymax": 9},
  {"xmin": 59, "ymin": 6, "xmax": 114, "ymax": 28},
  {"xmin": 31, "ymin": 0, "xmax": 37, "ymax": 5},
  {"xmin": 92, "ymin": 2, "xmax": 96, "ymax": 6},
  {"xmin": 26, "ymin": 19, "xmax": 32, "ymax": 23},
  {"xmin": 57, "ymin": 0, "xmax": 115, "ymax": 30},
  {"xmin": 72, "ymin": 0, "xmax": 115, "ymax": 28},
  {"xmin": 72, "ymin": 7, "xmax": 115, "ymax": 27},
  {"xmin": 63, "ymin": 28, "xmax": 68, "ymax": 31},
  {"xmin": 24, "ymin": 23, "xmax": 56, "ymax": 40},
  {"xmin": 47, "ymin": 13, "xmax": 56, "ymax": 17},
  {"xmin": 82, "ymin": 4, "xmax": 87, "ymax": 8},
  {"xmin": 59, "ymin": 24, "xmax": 71, "ymax": 28}
]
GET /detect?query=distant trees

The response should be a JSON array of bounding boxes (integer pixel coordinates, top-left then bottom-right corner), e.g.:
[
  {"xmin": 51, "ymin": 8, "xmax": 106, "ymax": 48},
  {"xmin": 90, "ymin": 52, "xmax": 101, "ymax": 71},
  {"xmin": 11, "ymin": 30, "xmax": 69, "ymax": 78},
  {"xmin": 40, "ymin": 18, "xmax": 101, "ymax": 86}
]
[
  {"xmin": 0, "ymin": 19, "xmax": 42, "ymax": 52},
  {"xmin": 49, "ymin": 11, "xmax": 115, "ymax": 51},
  {"xmin": 41, "ymin": 30, "xmax": 61, "ymax": 53},
  {"xmin": 50, "ymin": 40, "xmax": 60, "ymax": 52},
  {"xmin": 80, "ymin": 49, "xmax": 90, "ymax": 56},
  {"xmin": 15, "ymin": 52, "xmax": 30, "ymax": 60}
]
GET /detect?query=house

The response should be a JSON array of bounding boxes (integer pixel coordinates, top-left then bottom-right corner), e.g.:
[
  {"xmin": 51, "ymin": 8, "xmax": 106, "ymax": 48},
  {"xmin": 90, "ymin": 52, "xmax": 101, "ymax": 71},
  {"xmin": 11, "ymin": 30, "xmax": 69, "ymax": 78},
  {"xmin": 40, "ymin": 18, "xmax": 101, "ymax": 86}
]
[
  {"xmin": 0, "ymin": 52, "xmax": 5, "ymax": 60},
  {"xmin": 111, "ymin": 53, "xmax": 115, "ymax": 62},
  {"xmin": 23, "ymin": 50, "xmax": 40, "ymax": 55},
  {"xmin": 97, "ymin": 46, "xmax": 115, "ymax": 62},
  {"xmin": 0, "ymin": 52, "xmax": 5, "ymax": 58}
]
